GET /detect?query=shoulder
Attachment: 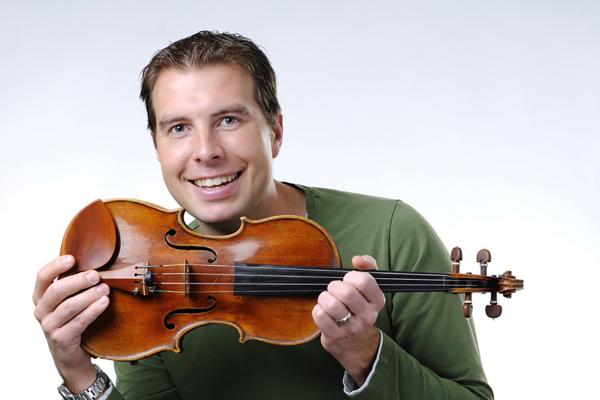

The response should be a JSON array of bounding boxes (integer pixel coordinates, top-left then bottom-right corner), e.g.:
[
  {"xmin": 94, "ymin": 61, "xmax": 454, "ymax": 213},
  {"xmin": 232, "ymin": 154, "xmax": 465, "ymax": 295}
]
[
  {"xmin": 292, "ymin": 184, "xmax": 446, "ymax": 268},
  {"xmin": 297, "ymin": 184, "xmax": 426, "ymax": 228}
]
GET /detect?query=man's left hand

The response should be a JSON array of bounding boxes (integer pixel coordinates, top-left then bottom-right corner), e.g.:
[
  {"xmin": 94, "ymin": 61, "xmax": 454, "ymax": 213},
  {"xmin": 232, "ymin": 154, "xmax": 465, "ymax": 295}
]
[{"xmin": 312, "ymin": 255, "xmax": 386, "ymax": 386}]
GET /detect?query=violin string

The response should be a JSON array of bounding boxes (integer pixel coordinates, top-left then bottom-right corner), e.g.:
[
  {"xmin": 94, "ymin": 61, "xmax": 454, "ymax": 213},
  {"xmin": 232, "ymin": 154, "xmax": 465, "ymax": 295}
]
[
  {"xmin": 151, "ymin": 286, "xmax": 476, "ymax": 294},
  {"xmin": 150, "ymin": 263, "xmax": 457, "ymax": 278},
  {"xmin": 151, "ymin": 272, "xmax": 463, "ymax": 282},
  {"xmin": 144, "ymin": 264, "xmax": 468, "ymax": 282},
  {"xmin": 123, "ymin": 264, "xmax": 486, "ymax": 292},
  {"xmin": 152, "ymin": 280, "xmax": 478, "ymax": 287},
  {"xmin": 156, "ymin": 281, "xmax": 470, "ymax": 286}
]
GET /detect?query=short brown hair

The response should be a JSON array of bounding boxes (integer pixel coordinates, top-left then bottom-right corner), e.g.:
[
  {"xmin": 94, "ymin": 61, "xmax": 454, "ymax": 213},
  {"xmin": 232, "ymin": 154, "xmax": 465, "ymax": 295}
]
[{"xmin": 140, "ymin": 31, "xmax": 281, "ymax": 144}]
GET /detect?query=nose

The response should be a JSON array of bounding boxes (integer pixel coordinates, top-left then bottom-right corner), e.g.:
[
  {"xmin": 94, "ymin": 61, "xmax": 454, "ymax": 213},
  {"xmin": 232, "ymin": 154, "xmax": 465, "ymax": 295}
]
[{"xmin": 191, "ymin": 128, "xmax": 224, "ymax": 162}]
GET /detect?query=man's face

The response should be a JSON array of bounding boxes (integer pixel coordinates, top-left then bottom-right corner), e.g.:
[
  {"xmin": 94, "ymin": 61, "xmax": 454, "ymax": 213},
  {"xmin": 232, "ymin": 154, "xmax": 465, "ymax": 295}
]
[{"xmin": 152, "ymin": 64, "xmax": 282, "ymax": 232}]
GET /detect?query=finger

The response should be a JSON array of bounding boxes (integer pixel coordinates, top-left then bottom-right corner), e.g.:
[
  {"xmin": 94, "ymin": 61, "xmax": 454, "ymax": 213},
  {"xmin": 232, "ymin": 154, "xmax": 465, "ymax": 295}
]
[
  {"xmin": 317, "ymin": 290, "xmax": 351, "ymax": 322},
  {"xmin": 351, "ymin": 255, "xmax": 378, "ymax": 271},
  {"xmin": 48, "ymin": 296, "xmax": 110, "ymax": 346},
  {"xmin": 312, "ymin": 304, "xmax": 344, "ymax": 335},
  {"xmin": 41, "ymin": 284, "xmax": 110, "ymax": 334},
  {"xmin": 343, "ymin": 270, "xmax": 386, "ymax": 309},
  {"xmin": 33, "ymin": 255, "xmax": 75, "ymax": 305},
  {"xmin": 34, "ymin": 269, "xmax": 101, "ymax": 322},
  {"xmin": 327, "ymin": 279, "xmax": 371, "ymax": 318}
]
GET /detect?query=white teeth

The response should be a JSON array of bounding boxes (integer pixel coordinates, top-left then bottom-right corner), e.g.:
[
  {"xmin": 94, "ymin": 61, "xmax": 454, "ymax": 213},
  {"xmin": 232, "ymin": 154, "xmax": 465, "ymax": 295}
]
[{"xmin": 194, "ymin": 173, "xmax": 237, "ymax": 188}]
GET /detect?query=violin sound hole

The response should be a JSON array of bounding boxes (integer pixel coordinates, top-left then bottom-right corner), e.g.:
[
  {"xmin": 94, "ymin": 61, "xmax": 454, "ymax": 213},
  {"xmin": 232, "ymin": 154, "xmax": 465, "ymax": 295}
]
[
  {"xmin": 164, "ymin": 229, "xmax": 218, "ymax": 263},
  {"xmin": 163, "ymin": 296, "xmax": 217, "ymax": 330}
]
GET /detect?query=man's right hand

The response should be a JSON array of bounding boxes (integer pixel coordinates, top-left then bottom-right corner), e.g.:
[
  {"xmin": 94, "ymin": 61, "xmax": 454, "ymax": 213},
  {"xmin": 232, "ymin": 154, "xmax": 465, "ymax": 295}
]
[{"xmin": 33, "ymin": 255, "xmax": 111, "ymax": 393}]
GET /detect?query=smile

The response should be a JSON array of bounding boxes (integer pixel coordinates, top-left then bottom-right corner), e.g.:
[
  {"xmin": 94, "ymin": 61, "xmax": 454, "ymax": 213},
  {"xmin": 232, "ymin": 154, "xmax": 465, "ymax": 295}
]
[{"xmin": 191, "ymin": 171, "xmax": 241, "ymax": 188}]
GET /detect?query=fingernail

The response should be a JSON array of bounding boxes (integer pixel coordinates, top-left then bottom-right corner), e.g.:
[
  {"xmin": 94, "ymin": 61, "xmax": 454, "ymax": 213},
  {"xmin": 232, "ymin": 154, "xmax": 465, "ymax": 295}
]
[
  {"xmin": 86, "ymin": 271, "xmax": 99, "ymax": 284},
  {"xmin": 61, "ymin": 255, "xmax": 74, "ymax": 266},
  {"xmin": 362, "ymin": 255, "xmax": 376, "ymax": 264},
  {"xmin": 98, "ymin": 296, "xmax": 109, "ymax": 306},
  {"xmin": 96, "ymin": 284, "xmax": 109, "ymax": 294}
]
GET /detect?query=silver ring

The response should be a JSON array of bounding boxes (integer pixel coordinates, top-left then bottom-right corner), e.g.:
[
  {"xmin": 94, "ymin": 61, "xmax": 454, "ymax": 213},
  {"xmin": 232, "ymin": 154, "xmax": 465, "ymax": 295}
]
[{"xmin": 336, "ymin": 311, "xmax": 353, "ymax": 326}]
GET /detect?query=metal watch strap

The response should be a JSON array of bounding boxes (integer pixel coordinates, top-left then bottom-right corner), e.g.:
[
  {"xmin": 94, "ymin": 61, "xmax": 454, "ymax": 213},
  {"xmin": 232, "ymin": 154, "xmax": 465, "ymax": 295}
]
[{"xmin": 57, "ymin": 365, "xmax": 111, "ymax": 400}]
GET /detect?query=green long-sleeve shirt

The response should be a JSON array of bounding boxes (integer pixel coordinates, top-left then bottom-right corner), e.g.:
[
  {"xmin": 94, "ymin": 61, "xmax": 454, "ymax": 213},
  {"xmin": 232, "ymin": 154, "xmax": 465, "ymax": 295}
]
[{"xmin": 109, "ymin": 185, "xmax": 493, "ymax": 399}]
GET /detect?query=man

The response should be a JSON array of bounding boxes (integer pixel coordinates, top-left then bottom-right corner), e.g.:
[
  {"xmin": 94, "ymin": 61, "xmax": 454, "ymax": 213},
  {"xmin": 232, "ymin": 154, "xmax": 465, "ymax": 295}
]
[{"xmin": 33, "ymin": 31, "xmax": 493, "ymax": 399}]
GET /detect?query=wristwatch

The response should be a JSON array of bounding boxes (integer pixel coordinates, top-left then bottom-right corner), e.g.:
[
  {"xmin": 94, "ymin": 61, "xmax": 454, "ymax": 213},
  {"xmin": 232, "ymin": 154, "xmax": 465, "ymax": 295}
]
[{"xmin": 57, "ymin": 365, "xmax": 111, "ymax": 400}]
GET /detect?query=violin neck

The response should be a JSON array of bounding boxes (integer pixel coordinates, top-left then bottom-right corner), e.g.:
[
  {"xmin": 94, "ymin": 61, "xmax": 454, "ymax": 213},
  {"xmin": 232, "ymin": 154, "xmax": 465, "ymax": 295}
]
[{"xmin": 233, "ymin": 265, "xmax": 499, "ymax": 295}]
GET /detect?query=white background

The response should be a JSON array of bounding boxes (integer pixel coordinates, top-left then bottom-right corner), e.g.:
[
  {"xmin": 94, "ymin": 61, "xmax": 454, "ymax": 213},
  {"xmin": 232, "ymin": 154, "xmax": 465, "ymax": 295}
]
[{"xmin": 1, "ymin": 0, "xmax": 598, "ymax": 398}]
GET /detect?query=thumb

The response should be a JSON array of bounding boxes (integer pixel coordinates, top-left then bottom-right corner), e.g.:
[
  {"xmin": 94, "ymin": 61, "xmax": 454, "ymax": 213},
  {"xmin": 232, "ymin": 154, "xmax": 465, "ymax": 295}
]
[{"xmin": 351, "ymin": 255, "xmax": 378, "ymax": 271}]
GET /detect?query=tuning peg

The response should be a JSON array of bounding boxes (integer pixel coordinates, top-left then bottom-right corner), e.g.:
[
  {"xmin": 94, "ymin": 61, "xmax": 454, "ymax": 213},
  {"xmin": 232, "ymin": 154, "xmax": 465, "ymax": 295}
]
[
  {"xmin": 477, "ymin": 249, "xmax": 491, "ymax": 276},
  {"xmin": 450, "ymin": 246, "xmax": 462, "ymax": 273},
  {"xmin": 485, "ymin": 292, "xmax": 503, "ymax": 318},
  {"xmin": 463, "ymin": 292, "xmax": 473, "ymax": 318},
  {"xmin": 485, "ymin": 304, "xmax": 503, "ymax": 318}
]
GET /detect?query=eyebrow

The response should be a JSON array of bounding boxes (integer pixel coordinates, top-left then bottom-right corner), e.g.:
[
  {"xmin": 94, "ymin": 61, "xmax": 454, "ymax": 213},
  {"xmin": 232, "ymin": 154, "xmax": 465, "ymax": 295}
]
[
  {"xmin": 158, "ymin": 117, "xmax": 187, "ymax": 130},
  {"xmin": 157, "ymin": 105, "xmax": 252, "ymax": 130},
  {"xmin": 212, "ymin": 105, "xmax": 252, "ymax": 118}
]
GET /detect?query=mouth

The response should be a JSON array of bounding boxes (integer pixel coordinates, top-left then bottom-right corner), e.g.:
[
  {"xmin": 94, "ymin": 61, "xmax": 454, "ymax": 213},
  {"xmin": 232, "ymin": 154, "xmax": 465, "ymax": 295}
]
[{"xmin": 190, "ymin": 171, "xmax": 242, "ymax": 188}]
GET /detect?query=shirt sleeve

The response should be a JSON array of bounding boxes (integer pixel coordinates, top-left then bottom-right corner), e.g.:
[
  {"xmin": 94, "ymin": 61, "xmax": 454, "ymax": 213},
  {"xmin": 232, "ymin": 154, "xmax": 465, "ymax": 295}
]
[
  {"xmin": 342, "ymin": 331, "xmax": 384, "ymax": 396},
  {"xmin": 347, "ymin": 201, "xmax": 494, "ymax": 400}
]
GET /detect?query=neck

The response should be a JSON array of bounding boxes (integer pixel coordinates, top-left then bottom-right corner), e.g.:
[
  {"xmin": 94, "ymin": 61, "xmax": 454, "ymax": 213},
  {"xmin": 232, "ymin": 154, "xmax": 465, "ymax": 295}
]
[
  {"xmin": 269, "ymin": 181, "xmax": 307, "ymax": 217},
  {"xmin": 231, "ymin": 264, "xmax": 496, "ymax": 295}
]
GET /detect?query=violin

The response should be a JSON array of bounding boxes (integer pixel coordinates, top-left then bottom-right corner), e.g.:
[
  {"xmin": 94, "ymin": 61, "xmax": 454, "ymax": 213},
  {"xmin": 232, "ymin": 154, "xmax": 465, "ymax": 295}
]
[{"xmin": 60, "ymin": 199, "xmax": 524, "ymax": 361}]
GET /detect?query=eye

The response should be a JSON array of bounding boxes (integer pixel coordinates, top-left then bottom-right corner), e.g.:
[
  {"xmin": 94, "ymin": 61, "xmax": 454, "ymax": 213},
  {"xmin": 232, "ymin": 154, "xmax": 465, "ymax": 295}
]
[
  {"xmin": 219, "ymin": 116, "xmax": 239, "ymax": 128},
  {"xmin": 168, "ymin": 124, "xmax": 187, "ymax": 136}
]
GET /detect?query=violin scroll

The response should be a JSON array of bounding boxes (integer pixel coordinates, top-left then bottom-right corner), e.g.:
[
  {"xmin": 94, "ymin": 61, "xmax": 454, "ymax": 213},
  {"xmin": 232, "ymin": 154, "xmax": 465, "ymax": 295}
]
[
  {"xmin": 450, "ymin": 247, "xmax": 524, "ymax": 319},
  {"xmin": 497, "ymin": 270, "xmax": 524, "ymax": 298}
]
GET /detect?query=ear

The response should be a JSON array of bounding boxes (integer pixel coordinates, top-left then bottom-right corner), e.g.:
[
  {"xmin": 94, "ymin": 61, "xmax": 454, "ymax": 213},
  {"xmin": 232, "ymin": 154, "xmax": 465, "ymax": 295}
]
[{"xmin": 271, "ymin": 113, "xmax": 284, "ymax": 158}]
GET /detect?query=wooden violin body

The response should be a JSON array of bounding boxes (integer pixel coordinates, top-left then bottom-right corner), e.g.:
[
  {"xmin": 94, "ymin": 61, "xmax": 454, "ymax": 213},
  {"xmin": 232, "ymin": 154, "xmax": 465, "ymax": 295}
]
[
  {"xmin": 61, "ymin": 199, "xmax": 341, "ymax": 361},
  {"xmin": 60, "ymin": 199, "xmax": 524, "ymax": 361}
]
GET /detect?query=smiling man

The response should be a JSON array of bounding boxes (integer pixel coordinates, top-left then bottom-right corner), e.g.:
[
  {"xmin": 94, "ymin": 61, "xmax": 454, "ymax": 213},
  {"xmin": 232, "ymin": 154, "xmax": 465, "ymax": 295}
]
[
  {"xmin": 33, "ymin": 31, "xmax": 493, "ymax": 399},
  {"xmin": 150, "ymin": 64, "xmax": 304, "ymax": 234}
]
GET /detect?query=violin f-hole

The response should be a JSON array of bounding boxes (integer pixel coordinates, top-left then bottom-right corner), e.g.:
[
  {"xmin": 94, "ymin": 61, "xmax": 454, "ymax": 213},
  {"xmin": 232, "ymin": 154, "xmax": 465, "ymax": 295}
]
[
  {"xmin": 163, "ymin": 296, "xmax": 217, "ymax": 330},
  {"xmin": 164, "ymin": 229, "xmax": 218, "ymax": 263}
]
